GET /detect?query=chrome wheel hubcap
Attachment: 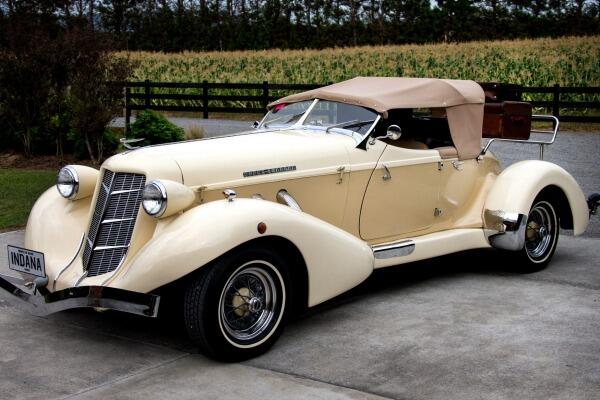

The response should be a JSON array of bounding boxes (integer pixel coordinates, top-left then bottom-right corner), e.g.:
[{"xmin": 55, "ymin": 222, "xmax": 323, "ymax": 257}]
[
  {"xmin": 525, "ymin": 203, "xmax": 554, "ymax": 259},
  {"xmin": 219, "ymin": 264, "xmax": 278, "ymax": 342}
]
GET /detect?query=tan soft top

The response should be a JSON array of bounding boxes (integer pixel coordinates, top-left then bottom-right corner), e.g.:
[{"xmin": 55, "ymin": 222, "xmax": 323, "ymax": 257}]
[{"xmin": 268, "ymin": 77, "xmax": 486, "ymax": 160}]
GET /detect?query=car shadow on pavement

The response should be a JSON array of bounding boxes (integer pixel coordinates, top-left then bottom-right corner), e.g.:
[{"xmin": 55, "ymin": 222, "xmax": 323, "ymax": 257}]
[
  {"xmin": 302, "ymin": 247, "xmax": 514, "ymax": 318},
  {"xmin": 45, "ymin": 247, "xmax": 521, "ymax": 355}
]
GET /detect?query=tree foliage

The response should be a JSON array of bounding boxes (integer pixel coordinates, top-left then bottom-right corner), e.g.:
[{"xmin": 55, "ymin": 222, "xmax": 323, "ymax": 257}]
[
  {"xmin": 2, "ymin": 1, "xmax": 599, "ymax": 52},
  {"xmin": 0, "ymin": 1, "xmax": 134, "ymax": 161}
]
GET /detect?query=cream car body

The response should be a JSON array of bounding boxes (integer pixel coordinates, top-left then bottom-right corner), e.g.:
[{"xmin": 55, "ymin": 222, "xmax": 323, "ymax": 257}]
[{"xmin": 2, "ymin": 77, "xmax": 593, "ymax": 359}]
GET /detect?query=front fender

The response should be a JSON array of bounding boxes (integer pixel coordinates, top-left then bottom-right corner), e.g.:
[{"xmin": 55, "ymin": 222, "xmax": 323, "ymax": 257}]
[
  {"xmin": 484, "ymin": 160, "xmax": 589, "ymax": 235},
  {"xmin": 24, "ymin": 188, "xmax": 92, "ymax": 280},
  {"xmin": 109, "ymin": 199, "xmax": 374, "ymax": 307}
]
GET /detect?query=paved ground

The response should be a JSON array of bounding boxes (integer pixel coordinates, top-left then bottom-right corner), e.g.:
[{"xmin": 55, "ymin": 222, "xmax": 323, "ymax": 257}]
[
  {"xmin": 111, "ymin": 116, "xmax": 253, "ymax": 138},
  {"xmin": 1, "ymin": 230, "xmax": 599, "ymax": 399},
  {"xmin": 2, "ymin": 120, "xmax": 599, "ymax": 399}
]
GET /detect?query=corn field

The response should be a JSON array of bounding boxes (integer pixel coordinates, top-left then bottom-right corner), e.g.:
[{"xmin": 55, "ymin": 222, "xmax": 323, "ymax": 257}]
[{"xmin": 116, "ymin": 36, "xmax": 600, "ymax": 114}]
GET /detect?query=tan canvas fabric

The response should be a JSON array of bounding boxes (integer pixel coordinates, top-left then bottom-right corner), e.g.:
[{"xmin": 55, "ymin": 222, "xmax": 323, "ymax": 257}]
[
  {"xmin": 268, "ymin": 77, "xmax": 485, "ymax": 160},
  {"xmin": 436, "ymin": 146, "xmax": 459, "ymax": 159},
  {"xmin": 446, "ymin": 103, "xmax": 484, "ymax": 160}
]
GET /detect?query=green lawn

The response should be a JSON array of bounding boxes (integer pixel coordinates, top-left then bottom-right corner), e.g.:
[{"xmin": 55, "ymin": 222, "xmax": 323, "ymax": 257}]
[{"xmin": 0, "ymin": 169, "xmax": 56, "ymax": 230}]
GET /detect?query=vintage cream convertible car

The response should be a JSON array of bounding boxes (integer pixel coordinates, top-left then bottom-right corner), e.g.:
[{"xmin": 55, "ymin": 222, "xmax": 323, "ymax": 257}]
[{"xmin": 1, "ymin": 77, "xmax": 596, "ymax": 360}]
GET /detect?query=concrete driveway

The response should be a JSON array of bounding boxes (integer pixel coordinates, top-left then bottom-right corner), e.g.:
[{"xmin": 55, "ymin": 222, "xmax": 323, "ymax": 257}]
[
  {"xmin": 1, "ymin": 123, "xmax": 599, "ymax": 399},
  {"xmin": 1, "ymin": 230, "xmax": 599, "ymax": 400}
]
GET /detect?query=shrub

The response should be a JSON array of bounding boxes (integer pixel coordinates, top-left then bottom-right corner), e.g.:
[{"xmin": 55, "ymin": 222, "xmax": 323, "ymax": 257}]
[{"xmin": 128, "ymin": 110, "xmax": 184, "ymax": 146}]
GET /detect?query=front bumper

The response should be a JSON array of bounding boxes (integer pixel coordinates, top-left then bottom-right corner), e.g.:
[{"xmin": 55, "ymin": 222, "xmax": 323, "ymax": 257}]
[{"xmin": 0, "ymin": 273, "xmax": 160, "ymax": 318}]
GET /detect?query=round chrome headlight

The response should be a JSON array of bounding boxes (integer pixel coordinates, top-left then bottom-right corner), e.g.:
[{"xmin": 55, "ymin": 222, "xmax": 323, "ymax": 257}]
[
  {"xmin": 142, "ymin": 181, "xmax": 167, "ymax": 217},
  {"xmin": 56, "ymin": 166, "xmax": 79, "ymax": 199}
]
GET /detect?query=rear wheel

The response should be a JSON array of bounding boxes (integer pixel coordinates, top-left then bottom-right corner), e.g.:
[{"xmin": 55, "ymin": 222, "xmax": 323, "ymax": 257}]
[
  {"xmin": 515, "ymin": 199, "xmax": 559, "ymax": 272},
  {"xmin": 184, "ymin": 247, "xmax": 290, "ymax": 361}
]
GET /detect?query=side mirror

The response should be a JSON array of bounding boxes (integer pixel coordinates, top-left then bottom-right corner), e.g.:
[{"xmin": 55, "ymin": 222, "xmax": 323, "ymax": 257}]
[
  {"xmin": 368, "ymin": 124, "xmax": 403, "ymax": 146},
  {"xmin": 253, "ymin": 121, "xmax": 260, "ymax": 129},
  {"xmin": 385, "ymin": 125, "xmax": 402, "ymax": 140}
]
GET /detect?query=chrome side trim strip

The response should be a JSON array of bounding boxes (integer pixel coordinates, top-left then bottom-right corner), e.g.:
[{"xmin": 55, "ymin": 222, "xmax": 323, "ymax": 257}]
[
  {"xmin": 52, "ymin": 233, "xmax": 85, "ymax": 291},
  {"xmin": 372, "ymin": 240, "xmax": 415, "ymax": 259},
  {"xmin": 276, "ymin": 189, "xmax": 302, "ymax": 211}
]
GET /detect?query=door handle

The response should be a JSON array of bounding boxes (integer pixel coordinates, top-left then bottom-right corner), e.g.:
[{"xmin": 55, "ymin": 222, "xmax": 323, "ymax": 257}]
[
  {"xmin": 382, "ymin": 164, "xmax": 392, "ymax": 181},
  {"xmin": 336, "ymin": 166, "xmax": 345, "ymax": 184},
  {"xmin": 452, "ymin": 161, "xmax": 464, "ymax": 171}
]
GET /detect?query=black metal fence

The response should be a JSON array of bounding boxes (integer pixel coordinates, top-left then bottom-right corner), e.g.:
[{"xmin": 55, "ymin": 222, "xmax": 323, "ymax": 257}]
[{"xmin": 121, "ymin": 81, "xmax": 600, "ymax": 132}]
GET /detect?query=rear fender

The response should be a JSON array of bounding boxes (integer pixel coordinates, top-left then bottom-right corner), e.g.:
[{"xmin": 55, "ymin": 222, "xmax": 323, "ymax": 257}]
[
  {"xmin": 109, "ymin": 199, "xmax": 374, "ymax": 307},
  {"xmin": 484, "ymin": 160, "xmax": 589, "ymax": 236}
]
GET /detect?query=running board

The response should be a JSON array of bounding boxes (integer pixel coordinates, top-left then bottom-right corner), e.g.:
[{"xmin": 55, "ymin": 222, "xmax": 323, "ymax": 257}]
[
  {"xmin": 371, "ymin": 229, "xmax": 491, "ymax": 269},
  {"xmin": 372, "ymin": 240, "xmax": 415, "ymax": 259}
]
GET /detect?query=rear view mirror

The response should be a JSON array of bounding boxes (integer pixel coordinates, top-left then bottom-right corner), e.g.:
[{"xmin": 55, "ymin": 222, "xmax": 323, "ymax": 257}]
[
  {"xmin": 385, "ymin": 125, "xmax": 402, "ymax": 140},
  {"xmin": 253, "ymin": 121, "xmax": 260, "ymax": 129}
]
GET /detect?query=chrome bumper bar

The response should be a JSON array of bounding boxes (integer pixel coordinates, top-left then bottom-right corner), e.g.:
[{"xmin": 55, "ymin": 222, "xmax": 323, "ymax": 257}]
[
  {"xmin": 0, "ymin": 273, "xmax": 160, "ymax": 318},
  {"xmin": 485, "ymin": 210, "xmax": 528, "ymax": 251}
]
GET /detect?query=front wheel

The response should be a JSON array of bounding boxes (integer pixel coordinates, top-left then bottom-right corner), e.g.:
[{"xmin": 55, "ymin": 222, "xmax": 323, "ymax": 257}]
[
  {"xmin": 515, "ymin": 199, "xmax": 560, "ymax": 272},
  {"xmin": 184, "ymin": 247, "xmax": 290, "ymax": 361}
]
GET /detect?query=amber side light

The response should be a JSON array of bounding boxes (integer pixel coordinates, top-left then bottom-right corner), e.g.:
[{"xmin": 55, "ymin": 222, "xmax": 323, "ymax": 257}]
[{"xmin": 257, "ymin": 222, "xmax": 267, "ymax": 234}]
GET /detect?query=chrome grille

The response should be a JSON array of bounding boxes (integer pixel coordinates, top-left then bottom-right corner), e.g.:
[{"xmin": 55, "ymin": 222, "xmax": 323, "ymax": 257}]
[{"xmin": 83, "ymin": 170, "xmax": 146, "ymax": 277}]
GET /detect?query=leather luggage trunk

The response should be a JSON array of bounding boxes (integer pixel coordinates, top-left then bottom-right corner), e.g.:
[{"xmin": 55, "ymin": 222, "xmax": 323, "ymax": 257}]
[
  {"xmin": 483, "ymin": 101, "xmax": 532, "ymax": 140},
  {"xmin": 478, "ymin": 82, "xmax": 523, "ymax": 102}
]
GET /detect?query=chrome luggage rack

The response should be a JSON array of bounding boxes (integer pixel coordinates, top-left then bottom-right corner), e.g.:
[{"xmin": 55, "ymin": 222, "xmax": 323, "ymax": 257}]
[{"xmin": 480, "ymin": 115, "xmax": 559, "ymax": 161}]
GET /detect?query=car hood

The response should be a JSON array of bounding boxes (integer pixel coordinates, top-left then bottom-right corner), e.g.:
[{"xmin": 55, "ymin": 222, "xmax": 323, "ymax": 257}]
[{"xmin": 102, "ymin": 129, "xmax": 354, "ymax": 188}]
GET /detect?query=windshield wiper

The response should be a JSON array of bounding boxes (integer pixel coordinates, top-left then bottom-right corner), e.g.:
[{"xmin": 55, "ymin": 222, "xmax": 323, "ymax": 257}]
[
  {"xmin": 263, "ymin": 111, "xmax": 306, "ymax": 128},
  {"xmin": 325, "ymin": 119, "xmax": 375, "ymax": 133}
]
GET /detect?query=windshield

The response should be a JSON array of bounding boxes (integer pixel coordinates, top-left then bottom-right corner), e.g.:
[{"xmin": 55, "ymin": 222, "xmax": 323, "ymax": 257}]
[
  {"xmin": 260, "ymin": 101, "xmax": 313, "ymax": 128},
  {"xmin": 259, "ymin": 99, "xmax": 379, "ymax": 140},
  {"xmin": 302, "ymin": 101, "xmax": 378, "ymax": 136}
]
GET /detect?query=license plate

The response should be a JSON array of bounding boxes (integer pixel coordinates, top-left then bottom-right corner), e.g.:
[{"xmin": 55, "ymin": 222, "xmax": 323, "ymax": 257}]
[{"xmin": 7, "ymin": 245, "xmax": 46, "ymax": 278}]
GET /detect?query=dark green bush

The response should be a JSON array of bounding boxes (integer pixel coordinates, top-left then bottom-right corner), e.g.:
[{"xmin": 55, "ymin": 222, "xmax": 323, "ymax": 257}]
[{"xmin": 128, "ymin": 110, "xmax": 184, "ymax": 146}]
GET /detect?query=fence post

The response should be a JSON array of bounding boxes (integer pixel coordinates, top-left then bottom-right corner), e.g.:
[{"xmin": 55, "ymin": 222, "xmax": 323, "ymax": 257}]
[
  {"xmin": 144, "ymin": 79, "xmax": 151, "ymax": 109},
  {"xmin": 202, "ymin": 80, "xmax": 209, "ymax": 119},
  {"xmin": 124, "ymin": 86, "xmax": 131, "ymax": 135},
  {"xmin": 552, "ymin": 83, "xmax": 560, "ymax": 119},
  {"xmin": 262, "ymin": 81, "xmax": 269, "ymax": 110}
]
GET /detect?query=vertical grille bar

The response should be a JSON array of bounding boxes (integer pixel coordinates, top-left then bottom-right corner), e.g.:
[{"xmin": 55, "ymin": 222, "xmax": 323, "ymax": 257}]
[{"xmin": 83, "ymin": 170, "xmax": 146, "ymax": 277}]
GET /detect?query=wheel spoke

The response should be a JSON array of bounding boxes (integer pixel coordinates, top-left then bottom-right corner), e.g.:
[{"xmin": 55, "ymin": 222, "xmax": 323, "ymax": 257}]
[
  {"xmin": 525, "ymin": 202, "xmax": 555, "ymax": 260},
  {"xmin": 219, "ymin": 263, "xmax": 281, "ymax": 342}
]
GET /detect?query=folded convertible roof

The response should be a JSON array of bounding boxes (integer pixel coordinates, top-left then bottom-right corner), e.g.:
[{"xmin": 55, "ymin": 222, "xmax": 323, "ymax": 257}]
[{"xmin": 268, "ymin": 77, "xmax": 486, "ymax": 160}]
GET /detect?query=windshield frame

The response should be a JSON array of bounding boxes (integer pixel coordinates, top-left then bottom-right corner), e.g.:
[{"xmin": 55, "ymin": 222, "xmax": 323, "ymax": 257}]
[{"xmin": 258, "ymin": 99, "xmax": 381, "ymax": 145}]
